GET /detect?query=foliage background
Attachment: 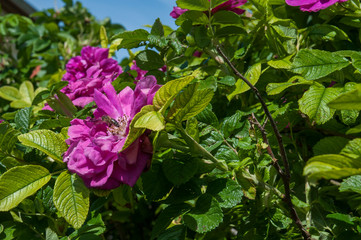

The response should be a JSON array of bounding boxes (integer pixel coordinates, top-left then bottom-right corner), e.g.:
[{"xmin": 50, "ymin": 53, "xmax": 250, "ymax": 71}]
[{"xmin": 2, "ymin": 0, "xmax": 361, "ymax": 239}]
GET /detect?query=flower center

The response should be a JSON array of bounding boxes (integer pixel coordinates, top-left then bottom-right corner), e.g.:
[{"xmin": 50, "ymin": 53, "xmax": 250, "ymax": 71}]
[{"xmin": 102, "ymin": 115, "xmax": 129, "ymax": 138}]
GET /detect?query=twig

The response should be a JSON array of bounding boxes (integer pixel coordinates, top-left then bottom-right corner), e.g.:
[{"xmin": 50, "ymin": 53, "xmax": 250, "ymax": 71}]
[{"xmin": 216, "ymin": 46, "xmax": 311, "ymax": 240}]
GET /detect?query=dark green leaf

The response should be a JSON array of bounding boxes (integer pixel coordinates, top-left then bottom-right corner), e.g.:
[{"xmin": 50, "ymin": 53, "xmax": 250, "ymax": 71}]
[
  {"xmin": 183, "ymin": 194, "xmax": 223, "ymax": 233},
  {"xmin": 142, "ymin": 164, "xmax": 173, "ymax": 201},
  {"xmin": 135, "ymin": 50, "xmax": 164, "ymax": 71},
  {"xmin": 151, "ymin": 204, "xmax": 191, "ymax": 239},
  {"xmin": 207, "ymin": 178, "xmax": 243, "ymax": 208},
  {"xmin": 162, "ymin": 153, "xmax": 198, "ymax": 186}
]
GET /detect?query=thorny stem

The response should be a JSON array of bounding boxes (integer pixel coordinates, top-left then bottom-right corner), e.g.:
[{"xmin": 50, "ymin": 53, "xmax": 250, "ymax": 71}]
[{"xmin": 216, "ymin": 46, "xmax": 311, "ymax": 240}]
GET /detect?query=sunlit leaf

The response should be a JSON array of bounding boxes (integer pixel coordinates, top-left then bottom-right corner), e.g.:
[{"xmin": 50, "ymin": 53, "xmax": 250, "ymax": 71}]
[{"xmin": 0, "ymin": 165, "xmax": 51, "ymax": 211}]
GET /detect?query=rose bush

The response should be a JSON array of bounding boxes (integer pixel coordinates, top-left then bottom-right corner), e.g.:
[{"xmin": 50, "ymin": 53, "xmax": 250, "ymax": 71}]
[{"xmin": 2, "ymin": 0, "xmax": 361, "ymax": 239}]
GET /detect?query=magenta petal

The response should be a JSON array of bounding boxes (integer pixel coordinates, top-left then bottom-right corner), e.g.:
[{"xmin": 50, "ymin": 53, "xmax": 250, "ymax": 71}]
[
  {"xmin": 118, "ymin": 87, "xmax": 135, "ymax": 118},
  {"xmin": 94, "ymin": 89, "xmax": 119, "ymax": 119}
]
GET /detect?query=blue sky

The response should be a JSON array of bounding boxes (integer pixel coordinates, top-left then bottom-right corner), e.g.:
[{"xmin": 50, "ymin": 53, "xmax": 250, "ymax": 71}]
[
  {"xmin": 26, "ymin": 0, "xmax": 178, "ymax": 58},
  {"xmin": 27, "ymin": 0, "xmax": 177, "ymax": 31}
]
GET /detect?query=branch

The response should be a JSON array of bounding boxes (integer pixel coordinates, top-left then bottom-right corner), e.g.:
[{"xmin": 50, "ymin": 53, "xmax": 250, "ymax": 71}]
[{"xmin": 217, "ymin": 46, "xmax": 311, "ymax": 240}]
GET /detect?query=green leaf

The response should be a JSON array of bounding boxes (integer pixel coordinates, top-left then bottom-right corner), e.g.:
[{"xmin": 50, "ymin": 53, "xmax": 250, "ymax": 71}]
[
  {"xmin": 340, "ymin": 175, "xmax": 361, "ymax": 195},
  {"xmin": 194, "ymin": 25, "xmax": 210, "ymax": 48},
  {"xmin": 157, "ymin": 225, "xmax": 186, "ymax": 240},
  {"xmin": 266, "ymin": 76, "xmax": 312, "ymax": 95},
  {"xmin": 0, "ymin": 122, "xmax": 20, "ymax": 155},
  {"xmin": 326, "ymin": 213, "xmax": 356, "ymax": 225},
  {"xmin": 0, "ymin": 165, "xmax": 51, "ymax": 211},
  {"xmin": 53, "ymin": 171, "xmax": 89, "ymax": 229},
  {"xmin": 211, "ymin": 10, "xmax": 241, "ymax": 25},
  {"xmin": 267, "ymin": 55, "xmax": 293, "ymax": 69},
  {"xmin": 168, "ymin": 84, "xmax": 214, "ymax": 123},
  {"xmin": 304, "ymin": 154, "xmax": 361, "ymax": 182},
  {"xmin": 340, "ymin": 139, "xmax": 361, "ymax": 159},
  {"xmin": 112, "ymin": 29, "xmax": 149, "ymax": 49},
  {"xmin": 328, "ymin": 85, "xmax": 361, "ymax": 110},
  {"xmin": 228, "ymin": 63, "xmax": 261, "ymax": 100},
  {"xmin": 122, "ymin": 105, "xmax": 155, "ymax": 151},
  {"xmin": 19, "ymin": 81, "xmax": 35, "ymax": 106},
  {"xmin": 142, "ymin": 164, "xmax": 173, "ymax": 201},
  {"xmin": 307, "ymin": 24, "xmax": 350, "ymax": 42},
  {"xmin": 207, "ymin": 178, "xmax": 243, "ymax": 208},
  {"xmin": 135, "ymin": 50, "xmax": 164, "ymax": 71},
  {"xmin": 0, "ymin": 86, "xmax": 20, "ymax": 101},
  {"xmin": 313, "ymin": 137, "xmax": 349, "ymax": 156},
  {"xmin": 14, "ymin": 107, "xmax": 32, "ymax": 133},
  {"xmin": 99, "ymin": 26, "xmax": 108, "ymax": 48},
  {"xmin": 18, "ymin": 130, "xmax": 68, "ymax": 163},
  {"xmin": 153, "ymin": 76, "xmax": 194, "ymax": 111},
  {"xmin": 176, "ymin": 0, "xmax": 210, "ymax": 11},
  {"xmin": 151, "ymin": 204, "xmax": 191, "ymax": 239},
  {"xmin": 196, "ymin": 105, "xmax": 219, "ymax": 127},
  {"xmin": 134, "ymin": 111, "xmax": 165, "ymax": 131},
  {"xmin": 175, "ymin": 11, "xmax": 209, "ymax": 26},
  {"xmin": 151, "ymin": 18, "xmax": 164, "ymax": 37},
  {"xmin": 183, "ymin": 194, "xmax": 223, "ymax": 233},
  {"xmin": 298, "ymin": 84, "xmax": 341, "ymax": 125},
  {"xmin": 220, "ymin": 110, "xmax": 243, "ymax": 138},
  {"xmin": 291, "ymin": 49, "xmax": 350, "ymax": 80},
  {"xmin": 162, "ymin": 153, "xmax": 198, "ymax": 186}
]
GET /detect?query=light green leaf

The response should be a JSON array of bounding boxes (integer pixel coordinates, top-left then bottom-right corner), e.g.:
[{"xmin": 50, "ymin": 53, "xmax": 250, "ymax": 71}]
[
  {"xmin": 0, "ymin": 86, "xmax": 20, "ymax": 101},
  {"xmin": 340, "ymin": 138, "xmax": 361, "ymax": 159},
  {"xmin": 298, "ymin": 84, "xmax": 341, "ymax": 124},
  {"xmin": 184, "ymin": 194, "xmax": 223, "ymax": 233},
  {"xmin": 304, "ymin": 154, "xmax": 361, "ymax": 182},
  {"xmin": 99, "ymin": 26, "xmax": 108, "ymax": 48},
  {"xmin": 266, "ymin": 76, "xmax": 312, "ymax": 95},
  {"xmin": 207, "ymin": 178, "xmax": 243, "ymax": 208},
  {"xmin": 291, "ymin": 49, "xmax": 350, "ymax": 80},
  {"xmin": 122, "ymin": 105, "xmax": 155, "ymax": 151},
  {"xmin": 176, "ymin": 0, "xmax": 209, "ymax": 11},
  {"xmin": 53, "ymin": 171, "xmax": 89, "ymax": 229},
  {"xmin": 134, "ymin": 111, "xmax": 165, "ymax": 131},
  {"xmin": 153, "ymin": 76, "xmax": 194, "ymax": 112},
  {"xmin": 18, "ymin": 130, "xmax": 68, "ymax": 163},
  {"xmin": 340, "ymin": 175, "xmax": 361, "ymax": 195},
  {"xmin": 328, "ymin": 85, "xmax": 361, "ymax": 110},
  {"xmin": 228, "ymin": 63, "xmax": 261, "ymax": 100},
  {"xmin": 0, "ymin": 165, "xmax": 51, "ymax": 211},
  {"xmin": 168, "ymin": 84, "xmax": 214, "ymax": 123},
  {"xmin": 19, "ymin": 81, "xmax": 35, "ymax": 106},
  {"xmin": 267, "ymin": 55, "xmax": 293, "ymax": 69}
]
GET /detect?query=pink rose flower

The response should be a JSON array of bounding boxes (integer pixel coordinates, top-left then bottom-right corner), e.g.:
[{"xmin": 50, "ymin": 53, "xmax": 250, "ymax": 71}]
[
  {"xmin": 44, "ymin": 46, "xmax": 123, "ymax": 110},
  {"xmin": 63, "ymin": 76, "xmax": 161, "ymax": 189},
  {"xmin": 285, "ymin": 0, "xmax": 348, "ymax": 12},
  {"xmin": 63, "ymin": 46, "xmax": 122, "ymax": 82},
  {"xmin": 170, "ymin": 0, "xmax": 247, "ymax": 19}
]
